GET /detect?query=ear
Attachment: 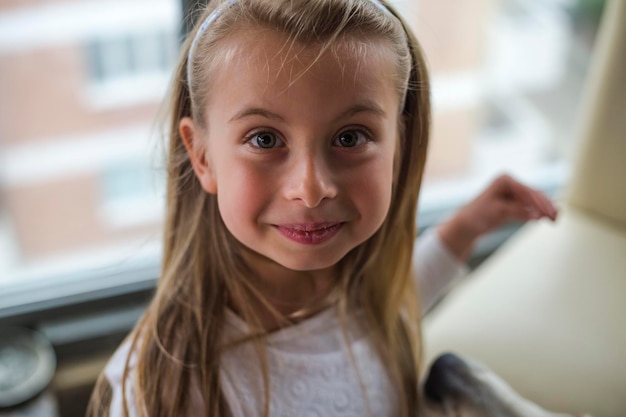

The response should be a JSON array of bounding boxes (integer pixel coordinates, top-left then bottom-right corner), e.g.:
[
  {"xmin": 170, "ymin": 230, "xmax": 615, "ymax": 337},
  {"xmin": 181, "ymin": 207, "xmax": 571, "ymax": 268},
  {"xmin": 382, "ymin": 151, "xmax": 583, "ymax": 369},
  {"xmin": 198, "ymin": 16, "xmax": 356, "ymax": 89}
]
[{"xmin": 179, "ymin": 117, "xmax": 217, "ymax": 194}]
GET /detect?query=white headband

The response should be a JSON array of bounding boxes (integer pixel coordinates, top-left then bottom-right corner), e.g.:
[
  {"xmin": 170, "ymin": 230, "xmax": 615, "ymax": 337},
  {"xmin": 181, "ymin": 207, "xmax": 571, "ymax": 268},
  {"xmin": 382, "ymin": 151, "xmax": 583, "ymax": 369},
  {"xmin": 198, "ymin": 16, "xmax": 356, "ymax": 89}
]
[
  {"xmin": 186, "ymin": 0, "xmax": 237, "ymax": 85},
  {"xmin": 186, "ymin": 0, "xmax": 391, "ymax": 86}
]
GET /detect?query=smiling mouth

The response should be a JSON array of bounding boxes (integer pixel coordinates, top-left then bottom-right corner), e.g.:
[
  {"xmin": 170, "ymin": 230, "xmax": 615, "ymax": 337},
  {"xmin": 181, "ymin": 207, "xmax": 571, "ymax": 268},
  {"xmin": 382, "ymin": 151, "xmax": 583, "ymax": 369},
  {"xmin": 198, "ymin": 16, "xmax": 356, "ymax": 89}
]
[{"xmin": 274, "ymin": 222, "xmax": 344, "ymax": 245}]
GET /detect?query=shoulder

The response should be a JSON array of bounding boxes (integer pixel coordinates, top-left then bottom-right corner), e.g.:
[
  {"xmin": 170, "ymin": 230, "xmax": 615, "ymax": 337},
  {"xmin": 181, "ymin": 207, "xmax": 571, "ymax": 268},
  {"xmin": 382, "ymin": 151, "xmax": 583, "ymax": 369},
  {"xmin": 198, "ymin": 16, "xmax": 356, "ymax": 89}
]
[
  {"xmin": 104, "ymin": 337, "xmax": 138, "ymax": 386},
  {"xmin": 102, "ymin": 337, "xmax": 142, "ymax": 417}
]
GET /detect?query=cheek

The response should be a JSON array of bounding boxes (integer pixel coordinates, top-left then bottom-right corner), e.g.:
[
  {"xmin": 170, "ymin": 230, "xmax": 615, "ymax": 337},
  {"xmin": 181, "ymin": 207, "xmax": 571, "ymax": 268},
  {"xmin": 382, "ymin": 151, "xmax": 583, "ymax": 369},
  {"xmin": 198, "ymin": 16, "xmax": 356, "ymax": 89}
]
[
  {"xmin": 347, "ymin": 151, "xmax": 395, "ymax": 225},
  {"xmin": 213, "ymin": 160, "xmax": 271, "ymax": 229}
]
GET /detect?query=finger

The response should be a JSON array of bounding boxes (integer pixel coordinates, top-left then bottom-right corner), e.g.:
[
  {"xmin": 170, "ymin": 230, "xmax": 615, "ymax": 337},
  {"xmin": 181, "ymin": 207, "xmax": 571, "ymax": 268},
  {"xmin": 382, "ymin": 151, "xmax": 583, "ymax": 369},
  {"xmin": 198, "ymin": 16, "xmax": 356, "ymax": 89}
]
[
  {"xmin": 506, "ymin": 179, "xmax": 557, "ymax": 221},
  {"xmin": 492, "ymin": 174, "xmax": 519, "ymax": 199},
  {"xmin": 506, "ymin": 178, "xmax": 541, "ymax": 209},
  {"xmin": 525, "ymin": 189, "xmax": 558, "ymax": 221},
  {"xmin": 489, "ymin": 201, "xmax": 532, "ymax": 227},
  {"xmin": 504, "ymin": 202, "xmax": 535, "ymax": 223}
]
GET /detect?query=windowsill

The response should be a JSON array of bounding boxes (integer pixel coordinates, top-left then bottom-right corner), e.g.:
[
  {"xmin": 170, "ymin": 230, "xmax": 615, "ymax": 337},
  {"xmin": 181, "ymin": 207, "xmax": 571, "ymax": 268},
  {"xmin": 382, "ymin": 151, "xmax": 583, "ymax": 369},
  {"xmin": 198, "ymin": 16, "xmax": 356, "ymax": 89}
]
[{"xmin": 0, "ymin": 240, "xmax": 160, "ymax": 321}]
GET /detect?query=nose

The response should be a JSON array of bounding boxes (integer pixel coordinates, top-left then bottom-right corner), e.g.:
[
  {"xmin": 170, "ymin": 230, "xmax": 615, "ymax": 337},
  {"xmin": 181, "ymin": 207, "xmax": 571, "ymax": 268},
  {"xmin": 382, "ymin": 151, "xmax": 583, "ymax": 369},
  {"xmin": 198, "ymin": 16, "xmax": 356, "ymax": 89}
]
[{"xmin": 283, "ymin": 152, "xmax": 338, "ymax": 208}]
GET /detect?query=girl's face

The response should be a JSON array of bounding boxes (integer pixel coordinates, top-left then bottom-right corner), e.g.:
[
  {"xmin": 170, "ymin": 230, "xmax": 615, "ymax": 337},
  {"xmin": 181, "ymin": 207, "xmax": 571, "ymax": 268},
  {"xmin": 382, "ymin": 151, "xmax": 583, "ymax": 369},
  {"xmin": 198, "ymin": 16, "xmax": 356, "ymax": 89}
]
[{"xmin": 182, "ymin": 28, "xmax": 401, "ymax": 276}]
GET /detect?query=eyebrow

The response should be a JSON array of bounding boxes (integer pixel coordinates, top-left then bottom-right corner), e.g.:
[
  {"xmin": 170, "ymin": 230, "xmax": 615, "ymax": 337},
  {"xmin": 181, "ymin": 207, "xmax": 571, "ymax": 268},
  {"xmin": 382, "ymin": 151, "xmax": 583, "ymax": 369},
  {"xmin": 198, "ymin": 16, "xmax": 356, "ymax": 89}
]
[
  {"xmin": 229, "ymin": 107, "xmax": 286, "ymax": 123},
  {"xmin": 338, "ymin": 101, "xmax": 387, "ymax": 121},
  {"xmin": 228, "ymin": 101, "xmax": 387, "ymax": 124}
]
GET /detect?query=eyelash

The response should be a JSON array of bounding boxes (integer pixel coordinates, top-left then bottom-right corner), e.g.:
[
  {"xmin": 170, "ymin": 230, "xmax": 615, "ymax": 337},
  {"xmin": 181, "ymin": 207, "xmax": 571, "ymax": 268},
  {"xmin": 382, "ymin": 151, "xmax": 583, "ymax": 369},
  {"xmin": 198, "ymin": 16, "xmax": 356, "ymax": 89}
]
[{"xmin": 244, "ymin": 127, "xmax": 374, "ymax": 150}]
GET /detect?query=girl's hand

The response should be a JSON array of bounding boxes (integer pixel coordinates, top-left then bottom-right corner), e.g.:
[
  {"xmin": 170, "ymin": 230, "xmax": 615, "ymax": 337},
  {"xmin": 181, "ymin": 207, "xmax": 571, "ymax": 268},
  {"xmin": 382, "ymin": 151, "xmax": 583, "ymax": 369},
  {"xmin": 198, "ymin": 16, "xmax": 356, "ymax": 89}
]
[{"xmin": 437, "ymin": 174, "xmax": 558, "ymax": 261}]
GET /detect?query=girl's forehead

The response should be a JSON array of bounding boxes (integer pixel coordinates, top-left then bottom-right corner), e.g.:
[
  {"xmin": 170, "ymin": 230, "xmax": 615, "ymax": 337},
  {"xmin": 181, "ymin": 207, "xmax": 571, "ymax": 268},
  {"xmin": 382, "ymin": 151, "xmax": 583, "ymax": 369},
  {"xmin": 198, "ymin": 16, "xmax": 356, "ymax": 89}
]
[
  {"xmin": 199, "ymin": 26, "xmax": 401, "ymax": 129},
  {"xmin": 215, "ymin": 26, "xmax": 398, "ymax": 88}
]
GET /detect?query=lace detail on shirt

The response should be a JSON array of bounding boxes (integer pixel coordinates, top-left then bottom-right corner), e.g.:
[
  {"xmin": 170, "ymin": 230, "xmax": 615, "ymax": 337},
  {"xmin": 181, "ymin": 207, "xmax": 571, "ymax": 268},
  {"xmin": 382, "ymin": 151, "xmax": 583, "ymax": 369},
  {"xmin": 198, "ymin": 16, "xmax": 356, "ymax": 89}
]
[{"xmin": 220, "ymin": 311, "xmax": 399, "ymax": 417}]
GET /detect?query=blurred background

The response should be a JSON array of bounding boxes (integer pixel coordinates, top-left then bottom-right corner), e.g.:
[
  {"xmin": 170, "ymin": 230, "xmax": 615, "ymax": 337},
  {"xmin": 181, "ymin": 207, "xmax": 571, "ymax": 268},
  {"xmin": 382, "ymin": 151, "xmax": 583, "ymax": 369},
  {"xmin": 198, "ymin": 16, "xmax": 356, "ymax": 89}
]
[{"xmin": 0, "ymin": 0, "xmax": 606, "ymax": 416}]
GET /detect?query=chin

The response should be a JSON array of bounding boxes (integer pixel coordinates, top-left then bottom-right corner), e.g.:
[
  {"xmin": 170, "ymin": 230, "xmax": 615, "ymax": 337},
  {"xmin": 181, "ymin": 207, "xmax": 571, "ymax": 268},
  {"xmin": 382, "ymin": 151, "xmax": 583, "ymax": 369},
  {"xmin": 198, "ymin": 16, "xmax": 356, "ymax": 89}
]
[{"xmin": 274, "ymin": 254, "xmax": 344, "ymax": 273}]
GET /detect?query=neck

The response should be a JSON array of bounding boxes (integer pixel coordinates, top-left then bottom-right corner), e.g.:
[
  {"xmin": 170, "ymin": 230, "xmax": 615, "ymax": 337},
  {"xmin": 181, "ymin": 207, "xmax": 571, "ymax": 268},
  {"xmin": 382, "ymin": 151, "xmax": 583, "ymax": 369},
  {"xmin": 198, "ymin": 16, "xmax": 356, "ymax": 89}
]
[{"xmin": 231, "ymin": 247, "xmax": 338, "ymax": 330}]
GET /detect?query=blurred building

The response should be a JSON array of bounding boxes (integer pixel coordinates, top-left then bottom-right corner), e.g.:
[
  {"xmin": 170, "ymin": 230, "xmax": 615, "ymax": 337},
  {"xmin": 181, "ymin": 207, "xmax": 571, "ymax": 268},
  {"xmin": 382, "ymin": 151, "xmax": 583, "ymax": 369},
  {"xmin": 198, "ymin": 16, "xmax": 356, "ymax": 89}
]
[
  {"xmin": 0, "ymin": 0, "xmax": 179, "ymax": 275},
  {"xmin": 0, "ymin": 0, "xmax": 590, "ymax": 282}
]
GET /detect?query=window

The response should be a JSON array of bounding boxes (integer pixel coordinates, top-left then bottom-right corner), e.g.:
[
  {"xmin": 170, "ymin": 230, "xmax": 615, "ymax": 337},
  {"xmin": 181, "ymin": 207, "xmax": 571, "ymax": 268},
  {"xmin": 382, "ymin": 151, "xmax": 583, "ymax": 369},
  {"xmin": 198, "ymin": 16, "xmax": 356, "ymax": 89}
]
[
  {"xmin": 87, "ymin": 31, "xmax": 176, "ymax": 82},
  {"xmin": 99, "ymin": 157, "xmax": 166, "ymax": 229},
  {"xmin": 85, "ymin": 29, "xmax": 178, "ymax": 109},
  {"xmin": 0, "ymin": 0, "xmax": 606, "ymax": 316},
  {"xmin": 398, "ymin": 0, "xmax": 604, "ymax": 225},
  {"xmin": 0, "ymin": 0, "xmax": 180, "ymax": 312}
]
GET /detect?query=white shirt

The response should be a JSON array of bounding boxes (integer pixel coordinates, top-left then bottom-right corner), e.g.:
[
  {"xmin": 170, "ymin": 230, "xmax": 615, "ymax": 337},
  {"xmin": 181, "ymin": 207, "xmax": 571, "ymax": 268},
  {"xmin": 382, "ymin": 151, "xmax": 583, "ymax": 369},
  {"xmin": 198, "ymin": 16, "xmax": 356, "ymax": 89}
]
[
  {"xmin": 104, "ymin": 230, "xmax": 467, "ymax": 417},
  {"xmin": 414, "ymin": 229, "xmax": 469, "ymax": 314}
]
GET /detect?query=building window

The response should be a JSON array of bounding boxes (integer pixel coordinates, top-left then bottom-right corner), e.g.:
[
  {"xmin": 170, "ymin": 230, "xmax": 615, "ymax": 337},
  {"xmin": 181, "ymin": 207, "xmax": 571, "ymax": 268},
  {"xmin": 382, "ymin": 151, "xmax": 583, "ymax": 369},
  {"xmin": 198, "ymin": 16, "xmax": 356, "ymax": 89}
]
[
  {"xmin": 99, "ymin": 158, "xmax": 166, "ymax": 229},
  {"xmin": 86, "ymin": 30, "xmax": 177, "ymax": 83},
  {"xmin": 84, "ymin": 30, "xmax": 178, "ymax": 109}
]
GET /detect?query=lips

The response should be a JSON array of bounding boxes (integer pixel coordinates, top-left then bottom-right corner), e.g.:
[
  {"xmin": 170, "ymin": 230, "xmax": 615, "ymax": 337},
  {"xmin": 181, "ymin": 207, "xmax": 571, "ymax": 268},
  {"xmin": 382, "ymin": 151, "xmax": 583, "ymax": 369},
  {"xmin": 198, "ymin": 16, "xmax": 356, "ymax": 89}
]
[{"xmin": 274, "ymin": 222, "xmax": 344, "ymax": 245}]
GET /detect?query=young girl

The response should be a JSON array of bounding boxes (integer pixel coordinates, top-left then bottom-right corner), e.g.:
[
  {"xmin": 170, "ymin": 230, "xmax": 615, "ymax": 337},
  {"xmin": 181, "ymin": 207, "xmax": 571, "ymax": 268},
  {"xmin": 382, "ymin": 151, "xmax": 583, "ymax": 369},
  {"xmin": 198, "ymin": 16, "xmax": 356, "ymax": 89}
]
[{"xmin": 89, "ymin": 1, "xmax": 557, "ymax": 416}]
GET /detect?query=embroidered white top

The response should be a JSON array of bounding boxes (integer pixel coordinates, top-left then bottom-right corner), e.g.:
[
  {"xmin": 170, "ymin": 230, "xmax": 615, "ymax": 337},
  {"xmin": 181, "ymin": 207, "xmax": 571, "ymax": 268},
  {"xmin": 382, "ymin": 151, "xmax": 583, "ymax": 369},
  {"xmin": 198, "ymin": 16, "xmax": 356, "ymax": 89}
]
[{"xmin": 103, "ymin": 230, "xmax": 467, "ymax": 417}]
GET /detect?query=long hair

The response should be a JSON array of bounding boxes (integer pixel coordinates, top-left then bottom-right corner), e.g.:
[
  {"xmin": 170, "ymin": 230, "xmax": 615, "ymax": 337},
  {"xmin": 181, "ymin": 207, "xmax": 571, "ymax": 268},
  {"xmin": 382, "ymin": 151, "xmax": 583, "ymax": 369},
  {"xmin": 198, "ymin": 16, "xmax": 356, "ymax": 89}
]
[{"xmin": 88, "ymin": 1, "xmax": 430, "ymax": 416}]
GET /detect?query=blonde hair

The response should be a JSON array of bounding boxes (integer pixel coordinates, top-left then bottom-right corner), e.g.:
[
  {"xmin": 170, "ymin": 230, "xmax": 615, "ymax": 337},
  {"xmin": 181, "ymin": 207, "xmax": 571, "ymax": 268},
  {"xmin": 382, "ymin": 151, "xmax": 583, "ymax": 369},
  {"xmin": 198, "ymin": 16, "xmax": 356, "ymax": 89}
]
[{"xmin": 88, "ymin": 1, "xmax": 430, "ymax": 416}]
